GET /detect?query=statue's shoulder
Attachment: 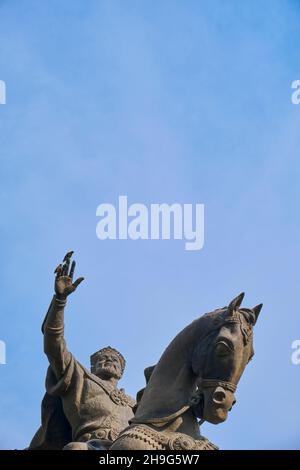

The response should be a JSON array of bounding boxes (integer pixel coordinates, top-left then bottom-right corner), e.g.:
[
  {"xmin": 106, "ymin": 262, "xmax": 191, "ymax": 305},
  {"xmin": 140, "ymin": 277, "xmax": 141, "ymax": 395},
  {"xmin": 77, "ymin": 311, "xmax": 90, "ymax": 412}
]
[
  {"xmin": 110, "ymin": 388, "xmax": 136, "ymax": 409},
  {"xmin": 120, "ymin": 389, "xmax": 136, "ymax": 409},
  {"xmin": 79, "ymin": 364, "xmax": 136, "ymax": 408}
]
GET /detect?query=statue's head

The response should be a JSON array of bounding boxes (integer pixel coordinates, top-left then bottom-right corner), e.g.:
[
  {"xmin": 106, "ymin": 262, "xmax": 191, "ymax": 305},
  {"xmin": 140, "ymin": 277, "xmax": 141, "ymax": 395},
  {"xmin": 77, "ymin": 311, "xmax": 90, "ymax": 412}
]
[
  {"xmin": 90, "ymin": 346, "xmax": 126, "ymax": 381},
  {"xmin": 192, "ymin": 293, "xmax": 262, "ymax": 425}
]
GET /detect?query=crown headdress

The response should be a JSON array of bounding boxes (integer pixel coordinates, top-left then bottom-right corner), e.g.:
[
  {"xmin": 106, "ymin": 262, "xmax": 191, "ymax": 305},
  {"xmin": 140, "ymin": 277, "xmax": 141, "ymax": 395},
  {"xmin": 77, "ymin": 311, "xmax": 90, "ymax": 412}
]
[{"xmin": 90, "ymin": 346, "xmax": 126, "ymax": 375}]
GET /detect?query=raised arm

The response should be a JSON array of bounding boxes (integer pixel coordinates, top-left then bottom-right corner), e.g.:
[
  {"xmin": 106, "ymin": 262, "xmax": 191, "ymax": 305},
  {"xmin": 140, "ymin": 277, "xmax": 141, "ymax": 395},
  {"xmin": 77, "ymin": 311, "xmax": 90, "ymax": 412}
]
[{"xmin": 43, "ymin": 251, "xmax": 84, "ymax": 379}]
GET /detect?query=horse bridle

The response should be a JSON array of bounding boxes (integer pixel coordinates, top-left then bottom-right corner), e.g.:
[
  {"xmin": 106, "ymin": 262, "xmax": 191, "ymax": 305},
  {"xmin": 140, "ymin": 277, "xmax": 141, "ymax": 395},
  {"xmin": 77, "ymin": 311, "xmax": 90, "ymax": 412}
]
[
  {"xmin": 198, "ymin": 378, "xmax": 237, "ymax": 393},
  {"xmin": 195, "ymin": 315, "xmax": 252, "ymax": 397},
  {"xmin": 193, "ymin": 378, "xmax": 236, "ymax": 426}
]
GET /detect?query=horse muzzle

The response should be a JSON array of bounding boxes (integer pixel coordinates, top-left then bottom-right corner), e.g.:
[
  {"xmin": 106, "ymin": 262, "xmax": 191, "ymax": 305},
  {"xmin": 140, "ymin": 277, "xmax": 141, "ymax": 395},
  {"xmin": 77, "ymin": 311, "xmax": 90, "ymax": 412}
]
[{"xmin": 199, "ymin": 379, "xmax": 237, "ymax": 424}]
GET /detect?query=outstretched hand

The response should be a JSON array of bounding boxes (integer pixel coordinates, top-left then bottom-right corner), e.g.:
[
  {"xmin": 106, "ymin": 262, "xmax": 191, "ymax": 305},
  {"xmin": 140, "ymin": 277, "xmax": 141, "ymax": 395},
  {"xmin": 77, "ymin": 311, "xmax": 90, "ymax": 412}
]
[{"xmin": 54, "ymin": 251, "xmax": 84, "ymax": 300}]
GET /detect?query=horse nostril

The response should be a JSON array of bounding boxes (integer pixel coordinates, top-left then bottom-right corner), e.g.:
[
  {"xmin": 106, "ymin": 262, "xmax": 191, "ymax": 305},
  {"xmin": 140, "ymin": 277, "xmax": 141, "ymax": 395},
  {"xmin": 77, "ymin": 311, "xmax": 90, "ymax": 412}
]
[{"xmin": 213, "ymin": 389, "xmax": 226, "ymax": 404}]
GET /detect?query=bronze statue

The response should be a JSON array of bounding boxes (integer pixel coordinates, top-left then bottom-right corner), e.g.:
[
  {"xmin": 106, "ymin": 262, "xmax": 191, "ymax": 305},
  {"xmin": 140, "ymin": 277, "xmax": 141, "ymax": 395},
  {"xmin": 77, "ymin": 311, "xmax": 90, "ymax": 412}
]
[
  {"xmin": 29, "ymin": 251, "xmax": 262, "ymax": 451},
  {"xmin": 110, "ymin": 293, "xmax": 262, "ymax": 450},
  {"xmin": 29, "ymin": 252, "xmax": 135, "ymax": 450}
]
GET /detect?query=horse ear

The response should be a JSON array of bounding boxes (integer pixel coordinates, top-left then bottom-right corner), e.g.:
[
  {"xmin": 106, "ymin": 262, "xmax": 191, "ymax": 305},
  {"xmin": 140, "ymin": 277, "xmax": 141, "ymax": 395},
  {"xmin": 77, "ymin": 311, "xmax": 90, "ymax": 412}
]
[
  {"xmin": 251, "ymin": 303, "xmax": 263, "ymax": 324},
  {"xmin": 144, "ymin": 365, "xmax": 156, "ymax": 383},
  {"xmin": 228, "ymin": 292, "xmax": 245, "ymax": 315}
]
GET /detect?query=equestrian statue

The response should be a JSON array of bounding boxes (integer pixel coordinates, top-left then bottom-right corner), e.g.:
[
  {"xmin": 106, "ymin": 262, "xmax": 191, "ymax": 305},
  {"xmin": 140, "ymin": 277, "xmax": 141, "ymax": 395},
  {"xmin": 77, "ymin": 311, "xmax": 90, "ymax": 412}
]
[{"xmin": 29, "ymin": 251, "xmax": 262, "ymax": 450}]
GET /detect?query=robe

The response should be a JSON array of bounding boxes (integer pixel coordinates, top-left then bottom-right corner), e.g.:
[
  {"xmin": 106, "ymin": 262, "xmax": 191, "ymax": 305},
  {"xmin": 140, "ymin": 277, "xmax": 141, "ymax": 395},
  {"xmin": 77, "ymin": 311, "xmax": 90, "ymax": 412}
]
[{"xmin": 29, "ymin": 297, "xmax": 134, "ymax": 450}]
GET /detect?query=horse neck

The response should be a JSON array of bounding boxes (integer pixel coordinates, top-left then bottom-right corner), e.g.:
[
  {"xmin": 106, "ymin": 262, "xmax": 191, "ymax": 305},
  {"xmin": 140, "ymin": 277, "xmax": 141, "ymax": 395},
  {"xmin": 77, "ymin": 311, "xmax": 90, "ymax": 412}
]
[
  {"xmin": 150, "ymin": 320, "xmax": 203, "ymax": 391},
  {"xmin": 160, "ymin": 408, "xmax": 201, "ymax": 439},
  {"xmin": 134, "ymin": 317, "xmax": 207, "ymax": 423}
]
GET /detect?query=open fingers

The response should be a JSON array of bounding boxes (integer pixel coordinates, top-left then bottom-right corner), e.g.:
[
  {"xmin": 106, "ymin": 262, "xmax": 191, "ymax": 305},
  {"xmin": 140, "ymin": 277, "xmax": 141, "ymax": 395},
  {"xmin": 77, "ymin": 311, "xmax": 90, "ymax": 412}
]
[
  {"xmin": 54, "ymin": 264, "xmax": 62, "ymax": 278},
  {"xmin": 73, "ymin": 277, "xmax": 84, "ymax": 289},
  {"xmin": 63, "ymin": 251, "xmax": 74, "ymax": 262},
  {"xmin": 69, "ymin": 260, "xmax": 76, "ymax": 280},
  {"xmin": 63, "ymin": 258, "xmax": 70, "ymax": 276},
  {"xmin": 62, "ymin": 251, "xmax": 74, "ymax": 276}
]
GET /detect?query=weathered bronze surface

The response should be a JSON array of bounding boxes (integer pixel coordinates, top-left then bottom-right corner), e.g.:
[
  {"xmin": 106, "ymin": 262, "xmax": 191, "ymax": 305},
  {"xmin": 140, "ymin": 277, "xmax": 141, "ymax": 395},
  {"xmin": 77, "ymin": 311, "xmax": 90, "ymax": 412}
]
[
  {"xmin": 29, "ymin": 252, "xmax": 135, "ymax": 450},
  {"xmin": 30, "ymin": 252, "xmax": 262, "ymax": 450},
  {"xmin": 111, "ymin": 292, "xmax": 262, "ymax": 450}
]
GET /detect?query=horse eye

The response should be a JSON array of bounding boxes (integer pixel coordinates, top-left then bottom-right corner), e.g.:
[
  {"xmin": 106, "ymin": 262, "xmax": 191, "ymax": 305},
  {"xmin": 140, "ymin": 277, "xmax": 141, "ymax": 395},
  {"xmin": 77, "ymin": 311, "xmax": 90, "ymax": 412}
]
[{"xmin": 216, "ymin": 341, "xmax": 232, "ymax": 356}]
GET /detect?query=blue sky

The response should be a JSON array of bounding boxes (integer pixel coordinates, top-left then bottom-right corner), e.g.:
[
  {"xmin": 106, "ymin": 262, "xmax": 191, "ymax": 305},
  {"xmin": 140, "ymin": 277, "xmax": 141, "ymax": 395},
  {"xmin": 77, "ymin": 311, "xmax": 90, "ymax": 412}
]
[{"xmin": 0, "ymin": 0, "xmax": 299, "ymax": 449}]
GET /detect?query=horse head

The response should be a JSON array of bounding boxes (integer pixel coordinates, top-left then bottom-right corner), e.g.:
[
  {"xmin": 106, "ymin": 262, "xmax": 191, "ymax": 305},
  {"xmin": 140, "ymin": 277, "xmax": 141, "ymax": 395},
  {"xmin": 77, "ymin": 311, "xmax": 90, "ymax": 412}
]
[
  {"xmin": 191, "ymin": 292, "xmax": 262, "ymax": 424},
  {"xmin": 132, "ymin": 292, "xmax": 262, "ymax": 433}
]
